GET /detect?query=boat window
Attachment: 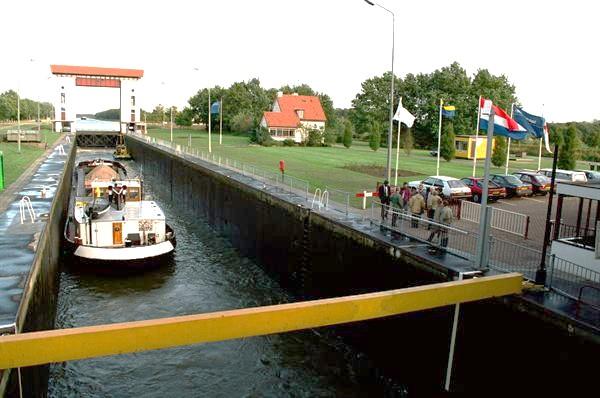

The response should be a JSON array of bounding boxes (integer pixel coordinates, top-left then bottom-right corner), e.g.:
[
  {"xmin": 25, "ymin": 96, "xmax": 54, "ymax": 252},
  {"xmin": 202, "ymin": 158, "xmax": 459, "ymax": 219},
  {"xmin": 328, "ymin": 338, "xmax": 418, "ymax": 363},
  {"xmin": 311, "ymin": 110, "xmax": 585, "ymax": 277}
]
[{"xmin": 128, "ymin": 187, "xmax": 140, "ymax": 201}]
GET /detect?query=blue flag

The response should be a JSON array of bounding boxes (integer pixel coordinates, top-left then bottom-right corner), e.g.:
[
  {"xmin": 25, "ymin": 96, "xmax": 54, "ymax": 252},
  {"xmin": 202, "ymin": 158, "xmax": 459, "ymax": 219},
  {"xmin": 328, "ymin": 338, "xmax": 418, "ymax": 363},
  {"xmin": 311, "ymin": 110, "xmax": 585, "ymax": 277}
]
[
  {"xmin": 513, "ymin": 106, "xmax": 545, "ymax": 138},
  {"xmin": 442, "ymin": 105, "xmax": 456, "ymax": 118},
  {"xmin": 210, "ymin": 101, "xmax": 220, "ymax": 114}
]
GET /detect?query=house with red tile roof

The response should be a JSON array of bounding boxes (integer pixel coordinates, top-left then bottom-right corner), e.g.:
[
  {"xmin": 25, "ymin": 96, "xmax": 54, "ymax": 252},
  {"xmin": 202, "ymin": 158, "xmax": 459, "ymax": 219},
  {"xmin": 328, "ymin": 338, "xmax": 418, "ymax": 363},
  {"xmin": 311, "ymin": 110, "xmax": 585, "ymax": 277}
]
[{"xmin": 260, "ymin": 92, "xmax": 327, "ymax": 143}]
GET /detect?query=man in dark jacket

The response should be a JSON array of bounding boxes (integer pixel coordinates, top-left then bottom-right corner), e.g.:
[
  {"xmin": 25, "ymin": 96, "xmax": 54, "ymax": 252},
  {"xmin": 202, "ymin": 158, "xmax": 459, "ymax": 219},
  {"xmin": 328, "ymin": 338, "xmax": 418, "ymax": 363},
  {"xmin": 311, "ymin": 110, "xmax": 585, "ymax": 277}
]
[{"xmin": 378, "ymin": 180, "xmax": 391, "ymax": 221}]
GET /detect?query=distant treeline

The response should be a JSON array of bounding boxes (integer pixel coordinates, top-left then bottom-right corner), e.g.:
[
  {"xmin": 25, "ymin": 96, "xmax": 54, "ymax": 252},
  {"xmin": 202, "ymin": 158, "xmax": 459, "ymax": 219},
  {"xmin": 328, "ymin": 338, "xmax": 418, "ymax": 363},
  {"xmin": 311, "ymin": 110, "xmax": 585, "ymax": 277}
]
[
  {"xmin": 94, "ymin": 108, "xmax": 120, "ymax": 121},
  {"xmin": 0, "ymin": 90, "xmax": 53, "ymax": 120}
]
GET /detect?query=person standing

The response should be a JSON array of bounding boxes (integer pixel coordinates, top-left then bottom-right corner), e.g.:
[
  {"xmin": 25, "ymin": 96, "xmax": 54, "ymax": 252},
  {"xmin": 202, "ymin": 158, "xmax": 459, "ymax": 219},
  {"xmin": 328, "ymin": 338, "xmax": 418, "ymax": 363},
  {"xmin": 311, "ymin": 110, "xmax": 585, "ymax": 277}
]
[
  {"xmin": 390, "ymin": 187, "xmax": 402, "ymax": 227},
  {"xmin": 438, "ymin": 199, "xmax": 454, "ymax": 252},
  {"xmin": 401, "ymin": 182, "xmax": 411, "ymax": 212},
  {"xmin": 378, "ymin": 180, "xmax": 391, "ymax": 221},
  {"xmin": 408, "ymin": 187, "xmax": 425, "ymax": 228},
  {"xmin": 107, "ymin": 185, "xmax": 114, "ymax": 206},
  {"xmin": 426, "ymin": 188, "xmax": 442, "ymax": 230}
]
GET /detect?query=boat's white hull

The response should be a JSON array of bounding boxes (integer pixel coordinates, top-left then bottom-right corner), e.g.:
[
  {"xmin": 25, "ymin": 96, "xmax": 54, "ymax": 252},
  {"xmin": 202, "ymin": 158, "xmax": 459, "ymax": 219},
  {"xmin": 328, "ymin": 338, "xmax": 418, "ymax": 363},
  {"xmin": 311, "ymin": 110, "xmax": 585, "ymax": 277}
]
[{"xmin": 74, "ymin": 240, "xmax": 174, "ymax": 261}]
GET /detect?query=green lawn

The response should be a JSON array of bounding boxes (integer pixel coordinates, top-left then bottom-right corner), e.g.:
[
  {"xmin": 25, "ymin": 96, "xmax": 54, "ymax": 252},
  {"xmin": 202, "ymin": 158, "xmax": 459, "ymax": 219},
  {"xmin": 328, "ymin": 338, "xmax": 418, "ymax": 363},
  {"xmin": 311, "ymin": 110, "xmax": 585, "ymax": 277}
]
[
  {"xmin": 146, "ymin": 128, "xmax": 582, "ymax": 207},
  {"xmin": 0, "ymin": 126, "xmax": 60, "ymax": 188}
]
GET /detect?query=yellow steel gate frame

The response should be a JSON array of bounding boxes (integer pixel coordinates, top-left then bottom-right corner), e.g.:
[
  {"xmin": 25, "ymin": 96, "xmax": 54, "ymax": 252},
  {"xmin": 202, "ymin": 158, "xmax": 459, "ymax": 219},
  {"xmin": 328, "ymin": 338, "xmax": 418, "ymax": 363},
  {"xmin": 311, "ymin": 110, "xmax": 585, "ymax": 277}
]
[{"xmin": 0, "ymin": 273, "xmax": 521, "ymax": 370}]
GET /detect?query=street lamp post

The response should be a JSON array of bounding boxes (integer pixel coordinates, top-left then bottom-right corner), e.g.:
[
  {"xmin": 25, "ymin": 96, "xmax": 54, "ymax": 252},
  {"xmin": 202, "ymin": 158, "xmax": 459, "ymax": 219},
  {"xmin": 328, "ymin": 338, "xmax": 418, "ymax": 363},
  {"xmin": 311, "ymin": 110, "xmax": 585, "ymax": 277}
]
[{"xmin": 364, "ymin": 0, "xmax": 395, "ymax": 182}]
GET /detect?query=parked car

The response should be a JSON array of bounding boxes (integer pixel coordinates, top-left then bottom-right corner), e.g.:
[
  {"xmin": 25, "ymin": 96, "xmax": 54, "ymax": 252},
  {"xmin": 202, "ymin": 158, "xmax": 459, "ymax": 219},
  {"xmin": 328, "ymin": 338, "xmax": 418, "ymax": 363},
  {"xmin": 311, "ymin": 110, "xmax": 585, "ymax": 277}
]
[
  {"xmin": 537, "ymin": 168, "xmax": 587, "ymax": 183},
  {"xmin": 513, "ymin": 171, "xmax": 552, "ymax": 195},
  {"xmin": 460, "ymin": 177, "xmax": 506, "ymax": 202},
  {"xmin": 408, "ymin": 176, "xmax": 472, "ymax": 199},
  {"xmin": 576, "ymin": 169, "xmax": 600, "ymax": 183},
  {"xmin": 490, "ymin": 174, "xmax": 533, "ymax": 197}
]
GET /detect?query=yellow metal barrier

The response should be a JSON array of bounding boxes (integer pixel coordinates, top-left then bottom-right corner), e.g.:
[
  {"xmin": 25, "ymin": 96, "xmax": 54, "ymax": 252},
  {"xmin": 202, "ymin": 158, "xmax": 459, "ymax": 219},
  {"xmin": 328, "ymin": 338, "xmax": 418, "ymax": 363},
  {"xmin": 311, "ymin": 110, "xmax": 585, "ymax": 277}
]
[{"xmin": 0, "ymin": 273, "xmax": 521, "ymax": 369}]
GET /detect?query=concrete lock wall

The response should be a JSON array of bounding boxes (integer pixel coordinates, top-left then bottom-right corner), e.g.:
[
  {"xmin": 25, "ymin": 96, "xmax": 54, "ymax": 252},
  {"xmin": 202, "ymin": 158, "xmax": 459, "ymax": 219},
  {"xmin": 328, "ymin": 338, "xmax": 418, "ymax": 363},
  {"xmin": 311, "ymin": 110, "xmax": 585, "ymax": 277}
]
[
  {"xmin": 125, "ymin": 136, "xmax": 600, "ymax": 395},
  {"xmin": 4, "ymin": 143, "xmax": 77, "ymax": 397}
]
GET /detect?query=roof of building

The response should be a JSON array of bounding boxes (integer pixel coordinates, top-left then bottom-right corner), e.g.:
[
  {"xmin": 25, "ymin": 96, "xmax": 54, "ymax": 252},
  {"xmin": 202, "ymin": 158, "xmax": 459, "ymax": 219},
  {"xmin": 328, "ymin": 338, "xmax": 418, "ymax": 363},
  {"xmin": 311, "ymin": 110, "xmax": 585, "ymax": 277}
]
[
  {"xmin": 262, "ymin": 94, "xmax": 326, "ymax": 128},
  {"xmin": 50, "ymin": 65, "xmax": 144, "ymax": 79},
  {"xmin": 263, "ymin": 111, "xmax": 300, "ymax": 128},
  {"xmin": 277, "ymin": 94, "xmax": 326, "ymax": 121}
]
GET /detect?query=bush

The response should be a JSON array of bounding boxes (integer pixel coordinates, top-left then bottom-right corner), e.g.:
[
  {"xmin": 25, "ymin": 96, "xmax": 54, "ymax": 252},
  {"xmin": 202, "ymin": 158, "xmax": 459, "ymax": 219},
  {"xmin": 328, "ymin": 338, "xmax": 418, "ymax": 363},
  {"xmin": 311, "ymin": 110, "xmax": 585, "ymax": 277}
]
[
  {"xmin": 343, "ymin": 121, "xmax": 353, "ymax": 148},
  {"xmin": 250, "ymin": 126, "xmax": 274, "ymax": 146},
  {"xmin": 558, "ymin": 125, "xmax": 580, "ymax": 169},
  {"xmin": 440, "ymin": 122, "xmax": 456, "ymax": 161},
  {"xmin": 492, "ymin": 136, "xmax": 507, "ymax": 167},
  {"xmin": 323, "ymin": 129, "xmax": 337, "ymax": 146},
  {"xmin": 369, "ymin": 121, "xmax": 381, "ymax": 151},
  {"xmin": 230, "ymin": 111, "xmax": 255, "ymax": 133},
  {"xmin": 306, "ymin": 129, "xmax": 323, "ymax": 147},
  {"xmin": 283, "ymin": 139, "xmax": 295, "ymax": 146}
]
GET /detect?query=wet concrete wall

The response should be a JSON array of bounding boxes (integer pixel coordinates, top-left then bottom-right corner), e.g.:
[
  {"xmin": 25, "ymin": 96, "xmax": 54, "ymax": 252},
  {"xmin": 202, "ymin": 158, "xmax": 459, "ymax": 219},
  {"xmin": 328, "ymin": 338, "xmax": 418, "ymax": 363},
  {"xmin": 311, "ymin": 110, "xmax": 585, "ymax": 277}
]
[
  {"xmin": 126, "ymin": 137, "xmax": 600, "ymax": 395},
  {"xmin": 4, "ymin": 143, "xmax": 76, "ymax": 397}
]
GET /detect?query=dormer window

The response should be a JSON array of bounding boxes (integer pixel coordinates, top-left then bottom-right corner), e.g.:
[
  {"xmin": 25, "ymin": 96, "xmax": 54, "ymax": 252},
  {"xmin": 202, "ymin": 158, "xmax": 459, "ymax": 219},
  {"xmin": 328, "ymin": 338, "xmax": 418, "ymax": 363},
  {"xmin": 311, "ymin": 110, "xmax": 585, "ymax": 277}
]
[{"xmin": 296, "ymin": 109, "xmax": 304, "ymax": 119}]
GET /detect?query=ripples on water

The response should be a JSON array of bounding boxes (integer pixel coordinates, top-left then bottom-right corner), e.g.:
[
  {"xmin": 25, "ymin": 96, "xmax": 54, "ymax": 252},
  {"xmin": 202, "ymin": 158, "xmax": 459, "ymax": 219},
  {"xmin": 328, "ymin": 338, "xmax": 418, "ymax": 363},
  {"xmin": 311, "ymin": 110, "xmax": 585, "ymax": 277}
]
[{"xmin": 48, "ymin": 159, "xmax": 377, "ymax": 397}]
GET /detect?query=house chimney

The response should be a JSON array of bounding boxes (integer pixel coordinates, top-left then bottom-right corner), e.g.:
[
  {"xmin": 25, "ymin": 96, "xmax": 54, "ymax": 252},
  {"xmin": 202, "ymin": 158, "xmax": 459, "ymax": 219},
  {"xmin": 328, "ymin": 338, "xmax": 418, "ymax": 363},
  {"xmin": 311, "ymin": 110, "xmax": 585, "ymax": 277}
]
[
  {"xmin": 292, "ymin": 92, "xmax": 299, "ymax": 96},
  {"xmin": 277, "ymin": 91, "xmax": 283, "ymax": 97}
]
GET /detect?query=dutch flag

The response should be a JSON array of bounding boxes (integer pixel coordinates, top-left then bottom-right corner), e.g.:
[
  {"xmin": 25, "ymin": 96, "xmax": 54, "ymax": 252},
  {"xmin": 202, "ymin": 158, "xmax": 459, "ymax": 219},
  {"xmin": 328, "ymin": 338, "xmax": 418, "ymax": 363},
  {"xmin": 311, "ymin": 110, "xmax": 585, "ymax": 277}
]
[{"xmin": 479, "ymin": 97, "xmax": 528, "ymax": 141}]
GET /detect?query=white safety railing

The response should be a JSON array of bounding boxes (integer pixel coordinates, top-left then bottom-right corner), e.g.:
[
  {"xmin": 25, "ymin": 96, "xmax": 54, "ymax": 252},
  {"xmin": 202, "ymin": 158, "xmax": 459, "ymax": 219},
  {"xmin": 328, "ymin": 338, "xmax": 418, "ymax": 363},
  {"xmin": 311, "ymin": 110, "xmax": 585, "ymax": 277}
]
[
  {"xmin": 65, "ymin": 135, "xmax": 71, "ymax": 143},
  {"xmin": 19, "ymin": 196, "xmax": 36, "ymax": 224},
  {"xmin": 459, "ymin": 200, "xmax": 530, "ymax": 238},
  {"xmin": 56, "ymin": 144, "xmax": 66, "ymax": 155}
]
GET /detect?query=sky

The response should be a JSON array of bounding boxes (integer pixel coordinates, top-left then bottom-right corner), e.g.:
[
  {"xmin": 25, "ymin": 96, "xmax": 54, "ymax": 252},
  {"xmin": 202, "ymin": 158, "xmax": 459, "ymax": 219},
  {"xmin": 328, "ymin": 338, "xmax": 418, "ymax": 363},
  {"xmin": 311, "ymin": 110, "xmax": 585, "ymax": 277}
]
[{"xmin": 1, "ymin": 0, "xmax": 598, "ymax": 123}]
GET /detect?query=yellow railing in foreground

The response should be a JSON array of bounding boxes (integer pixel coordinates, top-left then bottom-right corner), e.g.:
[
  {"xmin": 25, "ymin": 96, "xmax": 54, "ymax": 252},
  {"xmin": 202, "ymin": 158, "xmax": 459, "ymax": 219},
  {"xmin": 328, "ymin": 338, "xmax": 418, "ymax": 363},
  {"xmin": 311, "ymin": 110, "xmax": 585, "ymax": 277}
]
[{"xmin": 0, "ymin": 273, "xmax": 521, "ymax": 369}]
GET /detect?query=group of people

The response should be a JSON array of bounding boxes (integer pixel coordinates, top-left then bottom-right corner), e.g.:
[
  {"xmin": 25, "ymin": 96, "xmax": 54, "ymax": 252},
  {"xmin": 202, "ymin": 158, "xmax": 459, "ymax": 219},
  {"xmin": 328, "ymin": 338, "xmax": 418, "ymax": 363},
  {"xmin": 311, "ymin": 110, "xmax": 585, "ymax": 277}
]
[
  {"xmin": 377, "ymin": 180, "xmax": 454, "ymax": 253},
  {"xmin": 97, "ymin": 184, "xmax": 128, "ymax": 210}
]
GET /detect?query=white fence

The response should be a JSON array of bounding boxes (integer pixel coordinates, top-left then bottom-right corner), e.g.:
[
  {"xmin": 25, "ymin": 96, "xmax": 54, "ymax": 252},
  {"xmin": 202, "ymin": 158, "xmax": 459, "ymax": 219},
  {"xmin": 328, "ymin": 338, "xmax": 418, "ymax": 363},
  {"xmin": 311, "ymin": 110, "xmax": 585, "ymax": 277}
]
[{"xmin": 460, "ymin": 200, "xmax": 530, "ymax": 238}]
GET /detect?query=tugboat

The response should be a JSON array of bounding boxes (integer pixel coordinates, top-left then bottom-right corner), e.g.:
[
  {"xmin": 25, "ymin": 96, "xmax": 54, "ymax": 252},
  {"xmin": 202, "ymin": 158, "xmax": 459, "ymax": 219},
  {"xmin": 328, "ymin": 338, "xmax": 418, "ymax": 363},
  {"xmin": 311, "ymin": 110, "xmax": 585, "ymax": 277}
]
[{"xmin": 64, "ymin": 159, "xmax": 175, "ymax": 266}]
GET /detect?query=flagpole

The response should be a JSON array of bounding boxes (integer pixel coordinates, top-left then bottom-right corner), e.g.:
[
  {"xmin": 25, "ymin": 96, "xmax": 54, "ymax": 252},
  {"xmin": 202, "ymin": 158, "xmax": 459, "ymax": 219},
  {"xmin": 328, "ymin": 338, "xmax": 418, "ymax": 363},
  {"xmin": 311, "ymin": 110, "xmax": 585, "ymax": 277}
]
[
  {"xmin": 538, "ymin": 103, "xmax": 545, "ymax": 170},
  {"xmin": 394, "ymin": 97, "xmax": 402, "ymax": 187},
  {"xmin": 208, "ymin": 88, "xmax": 212, "ymax": 153},
  {"xmin": 219, "ymin": 96, "xmax": 223, "ymax": 145},
  {"xmin": 505, "ymin": 103, "xmax": 514, "ymax": 175},
  {"xmin": 476, "ymin": 102, "xmax": 495, "ymax": 269},
  {"xmin": 472, "ymin": 95, "xmax": 481, "ymax": 177},
  {"xmin": 436, "ymin": 98, "xmax": 443, "ymax": 176}
]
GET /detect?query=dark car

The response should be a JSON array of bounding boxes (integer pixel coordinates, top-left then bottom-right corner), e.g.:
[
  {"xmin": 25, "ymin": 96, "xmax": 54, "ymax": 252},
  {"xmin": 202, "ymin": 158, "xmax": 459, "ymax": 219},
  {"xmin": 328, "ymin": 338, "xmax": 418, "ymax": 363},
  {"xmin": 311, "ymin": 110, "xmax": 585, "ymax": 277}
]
[
  {"xmin": 513, "ymin": 171, "xmax": 552, "ymax": 195},
  {"xmin": 460, "ymin": 177, "xmax": 506, "ymax": 203},
  {"xmin": 490, "ymin": 174, "xmax": 533, "ymax": 197}
]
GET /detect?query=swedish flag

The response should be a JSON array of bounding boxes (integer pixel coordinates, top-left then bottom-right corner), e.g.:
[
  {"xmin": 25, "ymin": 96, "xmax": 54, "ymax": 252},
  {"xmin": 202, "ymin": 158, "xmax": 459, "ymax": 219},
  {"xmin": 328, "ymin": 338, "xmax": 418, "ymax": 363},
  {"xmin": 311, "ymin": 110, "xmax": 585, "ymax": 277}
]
[{"xmin": 442, "ymin": 105, "xmax": 456, "ymax": 118}]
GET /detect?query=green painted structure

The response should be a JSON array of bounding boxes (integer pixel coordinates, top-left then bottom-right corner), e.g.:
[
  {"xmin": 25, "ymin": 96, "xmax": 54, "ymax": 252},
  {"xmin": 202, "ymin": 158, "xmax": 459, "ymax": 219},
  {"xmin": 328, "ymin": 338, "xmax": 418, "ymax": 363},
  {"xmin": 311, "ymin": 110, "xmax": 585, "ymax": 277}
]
[{"xmin": 0, "ymin": 151, "xmax": 4, "ymax": 191}]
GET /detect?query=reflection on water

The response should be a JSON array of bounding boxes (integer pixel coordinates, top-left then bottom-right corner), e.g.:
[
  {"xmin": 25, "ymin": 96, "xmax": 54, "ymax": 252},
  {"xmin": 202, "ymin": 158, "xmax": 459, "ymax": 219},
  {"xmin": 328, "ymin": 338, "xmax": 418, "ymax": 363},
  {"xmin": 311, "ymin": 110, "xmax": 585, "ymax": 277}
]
[
  {"xmin": 75, "ymin": 118, "xmax": 120, "ymax": 132},
  {"xmin": 48, "ymin": 160, "xmax": 378, "ymax": 397}
]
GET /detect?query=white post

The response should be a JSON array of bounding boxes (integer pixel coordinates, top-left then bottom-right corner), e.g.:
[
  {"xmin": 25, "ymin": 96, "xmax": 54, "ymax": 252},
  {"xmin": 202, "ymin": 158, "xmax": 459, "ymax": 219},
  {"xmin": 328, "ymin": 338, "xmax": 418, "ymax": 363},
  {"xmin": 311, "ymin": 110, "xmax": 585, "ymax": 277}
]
[
  {"xmin": 436, "ymin": 99, "xmax": 443, "ymax": 176},
  {"xmin": 219, "ymin": 96, "xmax": 223, "ymax": 145},
  {"xmin": 208, "ymin": 88, "xmax": 212, "ymax": 153},
  {"xmin": 445, "ymin": 272, "xmax": 463, "ymax": 392},
  {"xmin": 505, "ymin": 103, "xmax": 514, "ymax": 175},
  {"xmin": 17, "ymin": 91, "xmax": 21, "ymax": 153},
  {"xmin": 505, "ymin": 137, "xmax": 511, "ymax": 175},
  {"xmin": 363, "ymin": 191, "xmax": 367, "ymax": 210},
  {"xmin": 538, "ymin": 138, "xmax": 543, "ymax": 170},
  {"xmin": 472, "ymin": 95, "xmax": 481, "ymax": 177},
  {"xmin": 170, "ymin": 107, "xmax": 173, "ymax": 142}
]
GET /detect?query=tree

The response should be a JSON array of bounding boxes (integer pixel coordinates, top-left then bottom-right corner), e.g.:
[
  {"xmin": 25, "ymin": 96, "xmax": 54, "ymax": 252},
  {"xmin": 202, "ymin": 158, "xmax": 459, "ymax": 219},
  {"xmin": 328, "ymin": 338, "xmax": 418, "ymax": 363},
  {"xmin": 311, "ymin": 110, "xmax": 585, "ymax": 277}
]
[
  {"xmin": 492, "ymin": 136, "xmax": 507, "ymax": 167},
  {"xmin": 323, "ymin": 129, "xmax": 336, "ymax": 146},
  {"xmin": 369, "ymin": 121, "xmax": 381, "ymax": 151},
  {"xmin": 440, "ymin": 121, "xmax": 456, "ymax": 161},
  {"xmin": 95, "ymin": 109, "xmax": 120, "ymax": 121},
  {"xmin": 558, "ymin": 125, "xmax": 580, "ymax": 169},
  {"xmin": 403, "ymin": 128, "xmax": 414, "ymax": 155},
  {"xmin": 175, "ymin": 107, "xmax": 193, "ymax": 127},
  {"xmin": 343, "ymin": 120, "xmax": 353, "ymax": 148},
  {"xmin": 230, "ymin": 111, "xmax": 254, "ymax": 133},
  {"xmin": 306, "ymin": 128, "xmax": 323, "ymax": 147}
]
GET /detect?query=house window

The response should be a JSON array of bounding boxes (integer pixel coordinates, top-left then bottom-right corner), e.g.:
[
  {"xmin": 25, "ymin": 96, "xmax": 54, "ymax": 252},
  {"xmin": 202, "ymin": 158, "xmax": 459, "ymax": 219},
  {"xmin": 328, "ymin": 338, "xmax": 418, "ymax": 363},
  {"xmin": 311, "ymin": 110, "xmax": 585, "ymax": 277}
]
[
  {"xmin": 455, "ymin": 141, "xmax": 468, "ymax": 151},
  {"xmin": 131, "ymin": 96, "xmax": 135, "ymax": 106},
  {"xmin": 61, "ymin": 93, "xmax": 65, "ymax": 104}
]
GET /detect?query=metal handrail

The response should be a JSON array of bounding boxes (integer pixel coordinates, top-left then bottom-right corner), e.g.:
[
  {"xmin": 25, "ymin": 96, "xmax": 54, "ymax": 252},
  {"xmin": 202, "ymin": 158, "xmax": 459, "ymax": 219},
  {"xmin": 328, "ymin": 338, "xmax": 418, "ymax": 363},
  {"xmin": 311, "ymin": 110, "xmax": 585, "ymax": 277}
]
[{"xmin": 19, "ymin": 196, "xmax": 36, "ymax": 224}]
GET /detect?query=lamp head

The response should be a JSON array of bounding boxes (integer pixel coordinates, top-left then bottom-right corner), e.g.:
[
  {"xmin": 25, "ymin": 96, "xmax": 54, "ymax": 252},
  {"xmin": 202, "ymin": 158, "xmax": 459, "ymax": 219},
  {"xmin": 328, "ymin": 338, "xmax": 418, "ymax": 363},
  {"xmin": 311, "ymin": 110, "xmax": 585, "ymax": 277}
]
[{"xmin": 364, "ymin": 0, "xmax": 375, "ymax": 5}]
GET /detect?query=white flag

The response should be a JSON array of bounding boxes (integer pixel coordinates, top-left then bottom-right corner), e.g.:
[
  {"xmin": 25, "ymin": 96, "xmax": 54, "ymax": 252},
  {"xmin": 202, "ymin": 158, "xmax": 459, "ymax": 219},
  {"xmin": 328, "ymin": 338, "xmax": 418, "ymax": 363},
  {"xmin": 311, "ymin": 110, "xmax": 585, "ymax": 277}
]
[{"xmin": 393, "ymin": 98, "xmax": 415, "ymax": 128}]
